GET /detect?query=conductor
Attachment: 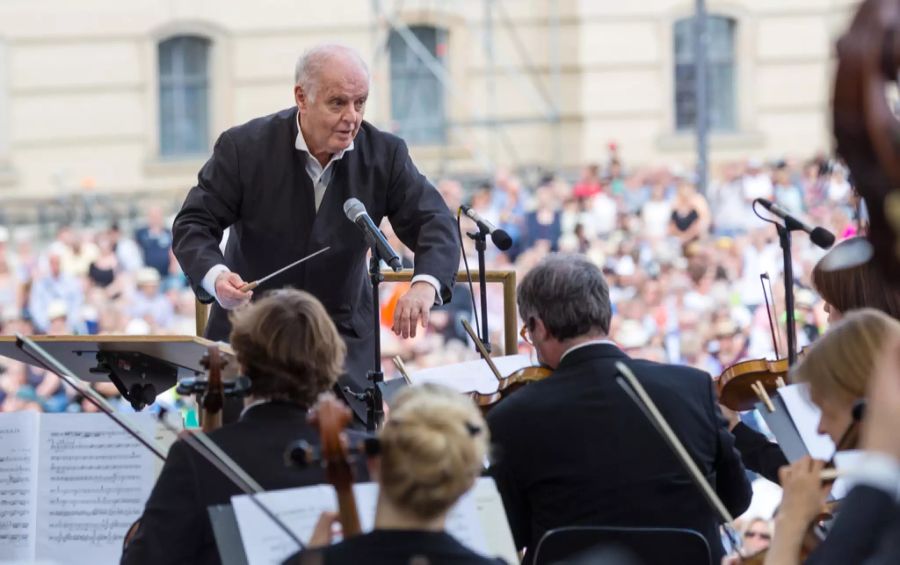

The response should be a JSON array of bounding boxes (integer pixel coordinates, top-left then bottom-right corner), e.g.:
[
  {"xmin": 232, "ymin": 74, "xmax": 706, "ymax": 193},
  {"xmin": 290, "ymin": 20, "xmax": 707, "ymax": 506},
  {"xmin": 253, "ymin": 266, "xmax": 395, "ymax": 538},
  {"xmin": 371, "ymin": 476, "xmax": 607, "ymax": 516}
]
[{"xmin": 172, "ymin": 44, "xmax": 459, "ymax": 418}]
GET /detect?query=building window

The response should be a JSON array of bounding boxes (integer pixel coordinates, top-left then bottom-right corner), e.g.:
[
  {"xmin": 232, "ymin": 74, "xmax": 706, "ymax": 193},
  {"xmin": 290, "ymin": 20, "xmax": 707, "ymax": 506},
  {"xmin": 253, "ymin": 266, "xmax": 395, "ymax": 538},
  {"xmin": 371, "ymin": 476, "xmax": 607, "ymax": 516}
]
[
  {"xmin": 158, "ymin": 36, "xmax": 211, "ymax": 157},
  {"xmin": 674, "ymin": 15, "xmax": 736, "ymax": 131},
  {"xmin": 388, "ymin": 25, "xmax": 447, "ymax": 145}
]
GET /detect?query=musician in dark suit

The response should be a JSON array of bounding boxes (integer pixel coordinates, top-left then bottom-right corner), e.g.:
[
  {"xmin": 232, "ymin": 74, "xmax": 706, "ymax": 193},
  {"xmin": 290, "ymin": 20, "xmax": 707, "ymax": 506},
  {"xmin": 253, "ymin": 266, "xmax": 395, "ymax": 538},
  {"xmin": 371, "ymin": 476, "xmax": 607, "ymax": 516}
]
[
  {"xmin": 172, "ymin": 44, "xmax": 458, "ymax": 418},
  {"xmin": 487, "ymin": 254, "xmax": 752, "ymax": 563},
  {"xmin": 122, "ymin": 290, "xmax": 363, "ymax": 565}
]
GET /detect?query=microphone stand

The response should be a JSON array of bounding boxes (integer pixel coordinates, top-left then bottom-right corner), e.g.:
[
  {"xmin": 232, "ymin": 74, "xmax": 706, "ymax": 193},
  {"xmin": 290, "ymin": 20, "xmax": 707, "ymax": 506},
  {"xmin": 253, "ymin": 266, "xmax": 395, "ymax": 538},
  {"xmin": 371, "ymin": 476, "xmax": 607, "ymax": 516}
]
[
  {"xmin": 466, "ymin": 227, "xmax": 492, "ymax": 356},
  {"xmin": 366, "ymin": 248, "xmax": 385, "ymax": 432},
  {"xmin": 776, "ymin": 223, "xmax": 798, "ymax": 366}
]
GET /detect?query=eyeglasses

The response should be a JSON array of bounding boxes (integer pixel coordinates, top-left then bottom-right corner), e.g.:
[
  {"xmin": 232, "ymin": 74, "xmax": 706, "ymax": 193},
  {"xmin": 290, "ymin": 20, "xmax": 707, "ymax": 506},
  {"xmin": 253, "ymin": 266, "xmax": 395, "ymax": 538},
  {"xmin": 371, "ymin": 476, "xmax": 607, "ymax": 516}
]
[
  {"xmin": 744, "ymin": 531, "xmax": 771, "ymax": 541},
  {"xmin": 519, "ymin": 323, "xmax": 532, "ymax": 346}
]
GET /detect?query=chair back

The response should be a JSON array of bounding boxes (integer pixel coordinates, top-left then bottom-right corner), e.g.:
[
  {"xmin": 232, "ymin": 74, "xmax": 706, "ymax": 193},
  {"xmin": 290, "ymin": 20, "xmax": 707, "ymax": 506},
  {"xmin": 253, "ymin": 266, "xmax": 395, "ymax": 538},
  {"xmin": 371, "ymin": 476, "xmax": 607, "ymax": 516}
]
[{"xmin": 532, "ymin": 525, "xmax": 711, "ymax": 565}]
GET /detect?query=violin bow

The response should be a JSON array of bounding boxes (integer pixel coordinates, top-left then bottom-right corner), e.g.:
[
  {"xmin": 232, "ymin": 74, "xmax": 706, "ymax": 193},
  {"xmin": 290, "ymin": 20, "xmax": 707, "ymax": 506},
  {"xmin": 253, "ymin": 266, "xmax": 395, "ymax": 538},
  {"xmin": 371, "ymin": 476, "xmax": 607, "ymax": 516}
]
[
  {"xmin": 760, "ymin": 273, "xmax": 784, "ymax": 360},
  {"xmin": 461, "ymin": 318, "xmax": 504, "ymax": 382},
  {"xmin": 615, "ymin": 362, "xmax": 741, "ymax": 550}
]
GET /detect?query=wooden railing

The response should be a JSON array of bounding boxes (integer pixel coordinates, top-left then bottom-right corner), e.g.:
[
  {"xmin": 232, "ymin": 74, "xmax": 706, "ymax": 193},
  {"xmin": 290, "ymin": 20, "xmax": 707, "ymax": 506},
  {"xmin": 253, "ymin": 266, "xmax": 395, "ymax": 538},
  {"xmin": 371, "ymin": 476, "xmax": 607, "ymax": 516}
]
[{"xmin": 195, "ymin": 269, "xmax": 518, "ymax": 355}]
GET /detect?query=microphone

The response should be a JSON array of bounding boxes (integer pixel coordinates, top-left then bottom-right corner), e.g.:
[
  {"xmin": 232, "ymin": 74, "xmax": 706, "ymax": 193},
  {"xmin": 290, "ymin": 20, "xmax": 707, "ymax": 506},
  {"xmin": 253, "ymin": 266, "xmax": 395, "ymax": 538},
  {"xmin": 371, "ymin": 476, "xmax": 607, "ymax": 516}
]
[
  {"xmin": 343, "ymin": 198, "xmax": 403, "ymax": 272},
  {"xmin": 459, "ymin": 205, "xmax": 513, "ymax": 250},
  {"xmin": 756, "ymin": 199, "xmax": 836, "ymax": 249}
]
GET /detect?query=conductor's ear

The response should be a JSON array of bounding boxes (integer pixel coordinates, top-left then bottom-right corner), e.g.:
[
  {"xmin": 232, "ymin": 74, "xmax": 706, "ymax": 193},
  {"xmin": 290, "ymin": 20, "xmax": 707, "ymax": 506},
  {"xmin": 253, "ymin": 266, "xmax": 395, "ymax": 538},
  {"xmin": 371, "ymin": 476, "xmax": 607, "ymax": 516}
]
[{"xmin": 294, "ymin": 85, "xmax": 307, "ymax": 111}]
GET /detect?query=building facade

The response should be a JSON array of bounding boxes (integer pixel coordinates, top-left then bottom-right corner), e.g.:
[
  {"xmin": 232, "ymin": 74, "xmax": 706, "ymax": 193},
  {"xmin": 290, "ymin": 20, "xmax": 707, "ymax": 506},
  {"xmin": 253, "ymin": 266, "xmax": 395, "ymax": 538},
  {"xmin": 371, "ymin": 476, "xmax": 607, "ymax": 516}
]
[{"xmin": 0, "ymin": 0, "xmax": 860, "ymax": 199}]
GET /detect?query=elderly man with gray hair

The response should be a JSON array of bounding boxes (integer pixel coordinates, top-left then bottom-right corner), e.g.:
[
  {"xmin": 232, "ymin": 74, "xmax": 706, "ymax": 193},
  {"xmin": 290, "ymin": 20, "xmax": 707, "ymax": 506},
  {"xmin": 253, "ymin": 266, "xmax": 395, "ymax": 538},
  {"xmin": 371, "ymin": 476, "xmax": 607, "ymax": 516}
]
[
  {"xmin": 173, "ymin": 44, "xmax": 458, "ymax": 422},
  {"xmin": 487, "ymin": 253, "xmax": 751, "ymax": 564}
]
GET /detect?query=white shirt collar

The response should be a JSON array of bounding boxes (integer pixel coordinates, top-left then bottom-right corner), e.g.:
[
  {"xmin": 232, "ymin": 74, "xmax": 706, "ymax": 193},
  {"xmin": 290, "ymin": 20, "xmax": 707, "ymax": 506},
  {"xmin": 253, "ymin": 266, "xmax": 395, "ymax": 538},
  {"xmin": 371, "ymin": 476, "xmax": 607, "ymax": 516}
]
[
  {"xmin": 560, "ymin": 338, "xmax": 619, "ymax": 362},
  {"xmin": 294, "ymin": 109, "xmax": 354, "ymax": 162},
  {"xmin": 239, "ymin": 398, "xmax": 271, "ymax": 419}
]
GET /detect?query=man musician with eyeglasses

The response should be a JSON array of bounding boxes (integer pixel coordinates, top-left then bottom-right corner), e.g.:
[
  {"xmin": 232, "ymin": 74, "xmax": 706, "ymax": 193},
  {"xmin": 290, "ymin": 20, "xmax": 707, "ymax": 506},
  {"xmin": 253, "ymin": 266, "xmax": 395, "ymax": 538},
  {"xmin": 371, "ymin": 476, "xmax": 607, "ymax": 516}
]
[{"xmin": 487, "ymin": 254, "xmax": 752, "ymax": 564}]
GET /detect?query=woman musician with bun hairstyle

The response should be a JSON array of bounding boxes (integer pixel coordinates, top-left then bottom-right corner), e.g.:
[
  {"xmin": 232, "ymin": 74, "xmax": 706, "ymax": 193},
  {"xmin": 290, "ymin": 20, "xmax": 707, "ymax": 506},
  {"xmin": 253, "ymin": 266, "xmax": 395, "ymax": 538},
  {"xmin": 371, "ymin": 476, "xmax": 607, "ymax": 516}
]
[
  {"xmin": 289, "ymin": 383, "xmax": 506, "ymax": 565},
  {"xmin": 726, "ymin": 238, "xmax": 900, "ymax": 483}
]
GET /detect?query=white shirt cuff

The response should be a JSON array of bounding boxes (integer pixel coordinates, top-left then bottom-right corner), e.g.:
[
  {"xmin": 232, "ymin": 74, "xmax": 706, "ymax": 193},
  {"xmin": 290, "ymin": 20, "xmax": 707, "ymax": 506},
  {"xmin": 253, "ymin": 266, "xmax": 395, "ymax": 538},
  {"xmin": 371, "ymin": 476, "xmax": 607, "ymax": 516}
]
[
  {"xmin": 201, "ymin": 264, "xmax": 230, "ymax": 305},
  {"xmin": 845, "ymin": 452, "xmax": 900, "ymax": 502},
  {"xmin": 411, "ymin": 274, "xmax": 443, "ymax": 306}
]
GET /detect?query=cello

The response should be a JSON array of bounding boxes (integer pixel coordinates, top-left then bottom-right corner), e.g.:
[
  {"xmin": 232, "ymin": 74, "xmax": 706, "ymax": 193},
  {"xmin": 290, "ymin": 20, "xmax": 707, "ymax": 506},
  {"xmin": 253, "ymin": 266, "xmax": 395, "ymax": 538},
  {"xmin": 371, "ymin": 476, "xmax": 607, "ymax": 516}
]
[{"xmin": 307, "ymin": 393, "xmax": 363, "ymax": 538}]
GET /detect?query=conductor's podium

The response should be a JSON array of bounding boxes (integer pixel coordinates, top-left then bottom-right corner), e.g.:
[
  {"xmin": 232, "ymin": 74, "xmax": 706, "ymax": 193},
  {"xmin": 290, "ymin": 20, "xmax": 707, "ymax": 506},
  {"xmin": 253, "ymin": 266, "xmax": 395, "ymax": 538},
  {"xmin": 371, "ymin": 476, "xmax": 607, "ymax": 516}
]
[{"xmin": 0, "ymin": 335, "xmax": 237, "ymax": 410}]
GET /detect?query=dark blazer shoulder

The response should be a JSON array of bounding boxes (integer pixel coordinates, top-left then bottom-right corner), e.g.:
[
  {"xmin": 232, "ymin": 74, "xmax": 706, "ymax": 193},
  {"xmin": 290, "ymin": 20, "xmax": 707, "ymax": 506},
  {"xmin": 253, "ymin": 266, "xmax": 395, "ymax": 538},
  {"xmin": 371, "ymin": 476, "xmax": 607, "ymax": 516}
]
[{"xmin": 224, "ymin": 107, "xmax": 296, "ymax": 140}]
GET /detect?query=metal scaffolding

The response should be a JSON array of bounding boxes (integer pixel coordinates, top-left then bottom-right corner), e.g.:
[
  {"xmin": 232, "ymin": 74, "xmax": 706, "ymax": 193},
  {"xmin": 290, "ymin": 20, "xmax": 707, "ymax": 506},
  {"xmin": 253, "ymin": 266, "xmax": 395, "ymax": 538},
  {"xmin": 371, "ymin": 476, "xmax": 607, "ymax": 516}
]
[{"xmin": 370, "ymin": 0, "xmax": 562, "ymax": 175}]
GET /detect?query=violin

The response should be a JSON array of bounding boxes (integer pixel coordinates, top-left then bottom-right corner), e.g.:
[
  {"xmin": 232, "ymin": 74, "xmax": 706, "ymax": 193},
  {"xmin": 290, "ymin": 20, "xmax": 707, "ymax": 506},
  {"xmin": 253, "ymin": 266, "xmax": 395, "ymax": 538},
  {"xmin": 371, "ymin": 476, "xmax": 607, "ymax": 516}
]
[
  {"xmin": 716, "ymin": 358, "xmax": 788, "ymax": 411},
  {"xmin": 716, "ymin": 274, "xmax": 792, "ymax": 411},
  {"xmin": 459, "ymin": 319, "xmax": 552, "ymax": 411},
  {"xmin": 309, "ymin": 393, "xmax": 362, "ymax": 538}
]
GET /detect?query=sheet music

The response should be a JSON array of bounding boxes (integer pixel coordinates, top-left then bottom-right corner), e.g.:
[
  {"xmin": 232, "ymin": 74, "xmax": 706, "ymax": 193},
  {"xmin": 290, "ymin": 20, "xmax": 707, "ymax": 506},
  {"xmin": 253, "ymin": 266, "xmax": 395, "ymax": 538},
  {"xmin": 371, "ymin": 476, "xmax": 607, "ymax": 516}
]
[
  {"xmin": 470, "ymin": 477, "xmax": 518, "ymax": 564},
  {"xmin": 34, "ymin": 413, "xmax": 156, "ymax": 565},
  {"xmin": 779, "ymin": 383, "xmax": 836, "ymax": 460},
  {"xmin": 410, "ymin": 355, "xmax": 533, "ymax": 394},
  {"xmin": 231, "ymin": 485, "xmax": 332, "ymax": 565},
  {"xmin": 0, "ymin": 411, "xmax": 39, "ymax": 562},
  {"xmin": 232, "ymin": 478, "xmax": 499, "ymax": 565}
]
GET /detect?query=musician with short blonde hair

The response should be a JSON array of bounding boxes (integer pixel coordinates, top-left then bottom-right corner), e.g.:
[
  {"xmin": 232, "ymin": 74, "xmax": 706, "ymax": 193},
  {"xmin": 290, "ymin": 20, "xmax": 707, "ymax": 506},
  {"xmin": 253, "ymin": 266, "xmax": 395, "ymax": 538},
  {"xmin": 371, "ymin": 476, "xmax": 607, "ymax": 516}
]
[{"xmin": 291, "ymin": 383, "xmax": 505, "ymax": 564}]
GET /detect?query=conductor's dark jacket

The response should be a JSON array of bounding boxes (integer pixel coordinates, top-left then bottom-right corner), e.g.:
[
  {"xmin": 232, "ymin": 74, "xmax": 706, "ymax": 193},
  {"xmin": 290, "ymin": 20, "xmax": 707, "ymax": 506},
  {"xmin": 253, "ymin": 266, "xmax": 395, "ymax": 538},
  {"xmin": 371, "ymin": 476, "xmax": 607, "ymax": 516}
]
[
  {"xmin": 487, "ymin": 343, "xmax": 752, "ymax": 563},
  {"xmin": 172, "ymin": 108, "xmax": 459, "ymax": 415}
]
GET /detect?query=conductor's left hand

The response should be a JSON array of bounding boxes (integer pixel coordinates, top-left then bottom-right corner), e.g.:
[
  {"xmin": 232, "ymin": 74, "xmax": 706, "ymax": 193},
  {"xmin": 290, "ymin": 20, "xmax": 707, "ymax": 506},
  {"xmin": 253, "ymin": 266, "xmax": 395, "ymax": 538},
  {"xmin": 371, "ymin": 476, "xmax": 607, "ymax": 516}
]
[{"xmin": 393, "ymin": 281, "xmax": 435, "ymax": 338}]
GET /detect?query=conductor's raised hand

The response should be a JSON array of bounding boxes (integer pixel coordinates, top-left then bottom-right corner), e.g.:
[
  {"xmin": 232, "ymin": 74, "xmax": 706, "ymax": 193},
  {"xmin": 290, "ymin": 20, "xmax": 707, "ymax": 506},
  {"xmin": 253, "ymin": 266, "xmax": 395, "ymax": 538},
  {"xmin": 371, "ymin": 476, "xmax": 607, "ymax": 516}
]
[
  {"xmin": 214, "ymin": 271, "xmax": 253, "ymax": 310},
  {"xmin": 392, "ymin": 281, "xmax": 435, "ymax": 339}
]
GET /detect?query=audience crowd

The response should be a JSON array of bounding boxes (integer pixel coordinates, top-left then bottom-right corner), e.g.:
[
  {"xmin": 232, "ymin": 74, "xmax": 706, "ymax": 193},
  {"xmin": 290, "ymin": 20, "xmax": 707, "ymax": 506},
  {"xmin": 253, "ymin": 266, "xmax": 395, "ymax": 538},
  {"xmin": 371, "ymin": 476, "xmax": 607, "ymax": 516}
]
[{"xmin": 0, "ymin": 151, "xmax": 861, "ymax": 432}]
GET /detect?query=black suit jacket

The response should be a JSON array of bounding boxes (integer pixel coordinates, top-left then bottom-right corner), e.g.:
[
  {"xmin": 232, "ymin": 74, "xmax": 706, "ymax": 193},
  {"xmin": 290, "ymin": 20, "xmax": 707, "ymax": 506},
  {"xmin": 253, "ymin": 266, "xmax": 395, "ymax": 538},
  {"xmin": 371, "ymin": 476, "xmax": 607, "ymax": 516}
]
[
  {"xmin": 121, "ymin": 402, "xmax": 363, "ymax": 565},
  {"xmin": 172, "ymin": 108, "xmax": 459, "ymax": 413},
  {"xmin": 487, "ymin": 344, "xmax": 752, "ymax": 563},
  {"xmin": 806, "ymin": 485, "xmax": 900, "ymax": 565},
  {"xmin": 732, "ymin": 421, "xmax": 788, "ymax": 484}
]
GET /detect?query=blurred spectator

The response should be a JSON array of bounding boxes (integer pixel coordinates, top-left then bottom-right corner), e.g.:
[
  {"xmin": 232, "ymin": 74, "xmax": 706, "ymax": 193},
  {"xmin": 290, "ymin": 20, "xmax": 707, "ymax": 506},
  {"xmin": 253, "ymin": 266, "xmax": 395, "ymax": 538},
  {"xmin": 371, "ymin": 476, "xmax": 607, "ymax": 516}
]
[
  {"xmin": 110, "ymin": 222, "xmax": 144, "ymax": 273},
  {"xmin": 135, "ymin": 205, "xmax": 173, "ymax": 277},
  {"xmin": 573, "ymin": 164, "xmax": 603, "ymax": 199},
  {"xmin": 88, "ymin": 231, "xmax": 120, "ymax": 289},
  {"xmin": 641, "ymin": 183, "xmax": 672, "ymax": 240},
  {"xmin": 669, "ymin": 178, "xmax": 711, "ymax": 248},
  {"xmin": 709, "ymin": 162, "xmax": 749, "ymax": 236},
  {"xmin": 742, "ymin": 159, "xmax": 773, "ymax": 202},
  {"xmin": 28, "ymin": 249, "xmax": 83, "ymax": 333},
  {"xmin": 772, "ymin": 163, "xmax": 805, "ymax": 213},
  {"xmin": 521, "ymin": 185, "xmax": 561, "ymax": 252},
  {"xmin": 128, "ymin": 267, "xmax": 175, "ymax": 330}
]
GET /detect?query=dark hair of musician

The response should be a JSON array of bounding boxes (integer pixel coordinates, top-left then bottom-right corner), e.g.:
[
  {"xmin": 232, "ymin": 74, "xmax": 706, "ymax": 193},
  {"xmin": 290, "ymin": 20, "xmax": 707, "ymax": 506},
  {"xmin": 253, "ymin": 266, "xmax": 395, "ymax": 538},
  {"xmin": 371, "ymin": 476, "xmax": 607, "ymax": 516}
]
[
  {"xmin": 379, "ymin": 383, "xmax": 489, "ymax": 521},
  {"xmin": 229, "ymin": 289, "xmax": 346, "ymax": 407},
  {"xmin": 517, "ymin": 253, "xmax": 612, "ymax": 339},
  {"xmin": 811, "ymin": 237, "xmax": 900, "ymax": 321}
]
